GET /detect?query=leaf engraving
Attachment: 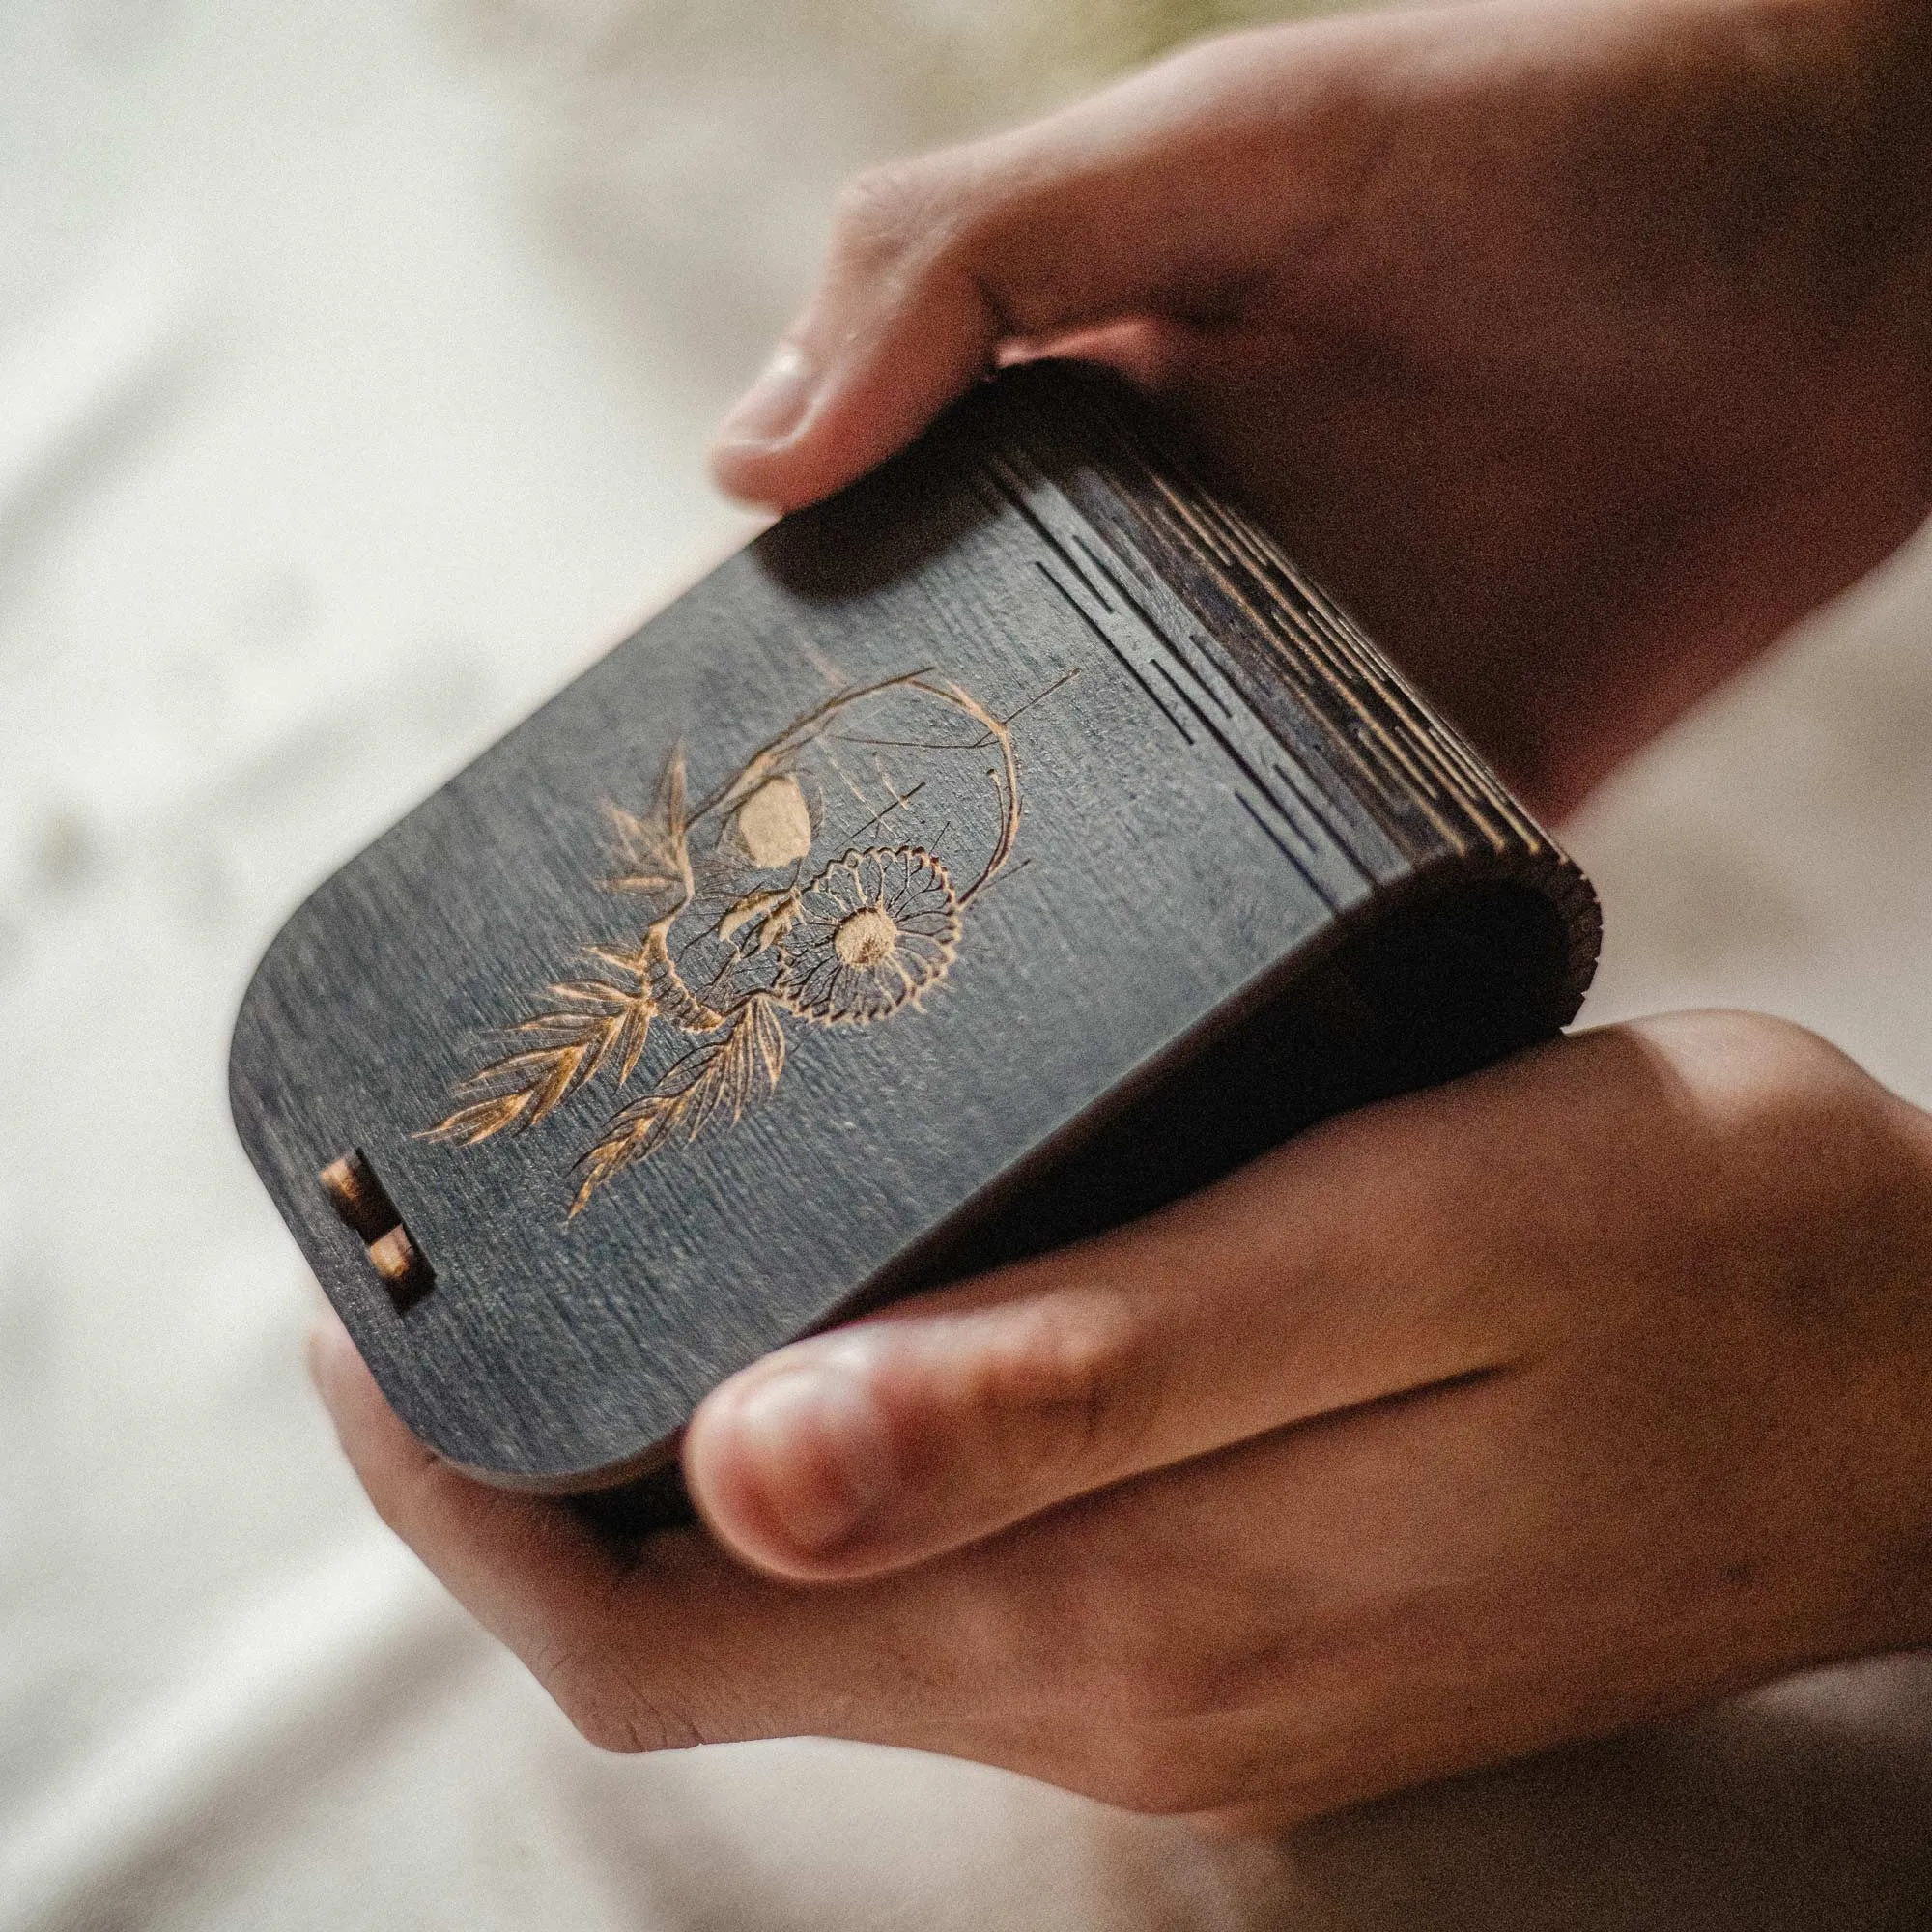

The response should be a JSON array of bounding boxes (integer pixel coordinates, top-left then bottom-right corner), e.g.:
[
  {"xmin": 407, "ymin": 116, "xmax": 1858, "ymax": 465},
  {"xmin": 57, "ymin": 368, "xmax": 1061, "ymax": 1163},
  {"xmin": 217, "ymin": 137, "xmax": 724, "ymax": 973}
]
[
  {"xmin": 716, "ymin": 886, "xmax": 798, "ymax": 949},
  {"xmin": 421, "ymin": 971, "xmax": 655, "ymax": 1145},
  {"xmin": 570, "ymin": 996, "xmax": 787, "ymax": 1215},
  {"xmin": 604, "ymin": 751, "xmax": 691, "ymax": 898}
]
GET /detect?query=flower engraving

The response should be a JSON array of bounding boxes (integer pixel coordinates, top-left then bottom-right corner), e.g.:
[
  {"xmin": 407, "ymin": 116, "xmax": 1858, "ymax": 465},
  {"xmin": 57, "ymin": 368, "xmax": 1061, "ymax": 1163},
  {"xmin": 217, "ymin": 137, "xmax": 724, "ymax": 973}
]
[
  {"xmin": 423, "ymin": 671, "xmax": 1024, "ymax": 1214},
  {"xmin": 779, "ymin": 848, "xmax": 961, "ymax": 1025}
]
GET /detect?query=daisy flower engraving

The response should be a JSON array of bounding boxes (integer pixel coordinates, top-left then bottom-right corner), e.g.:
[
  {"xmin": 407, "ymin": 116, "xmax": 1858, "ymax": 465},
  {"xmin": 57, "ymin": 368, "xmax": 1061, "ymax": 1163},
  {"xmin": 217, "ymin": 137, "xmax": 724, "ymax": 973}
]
[{"xmin": 778, "ymin": 847, "xmax": 961, "ymax": 1025}]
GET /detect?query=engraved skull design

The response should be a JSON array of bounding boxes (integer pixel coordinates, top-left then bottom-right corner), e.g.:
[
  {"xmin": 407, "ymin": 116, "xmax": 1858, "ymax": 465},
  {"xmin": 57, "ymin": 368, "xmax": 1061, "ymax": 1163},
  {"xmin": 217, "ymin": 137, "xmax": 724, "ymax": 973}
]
[{"xmin": 425, "ymin": 673, "xmax": 1020, "ymax": 1212}]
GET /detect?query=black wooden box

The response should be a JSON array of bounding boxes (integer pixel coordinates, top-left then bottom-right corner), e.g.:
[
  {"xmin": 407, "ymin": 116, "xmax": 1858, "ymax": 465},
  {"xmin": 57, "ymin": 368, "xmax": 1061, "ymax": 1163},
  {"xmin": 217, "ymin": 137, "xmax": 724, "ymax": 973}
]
[{"xmin": 231, "ymin": 363, "xmax": 1599, "ymax": 1503}]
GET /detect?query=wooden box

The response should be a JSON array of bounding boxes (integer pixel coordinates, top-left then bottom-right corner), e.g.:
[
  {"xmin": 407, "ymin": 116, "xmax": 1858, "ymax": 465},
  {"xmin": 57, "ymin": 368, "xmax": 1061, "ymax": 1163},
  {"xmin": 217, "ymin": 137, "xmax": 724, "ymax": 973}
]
[{"xmin": 230, "ymin": 363, "xmax": 1599, "ymax": 1517}]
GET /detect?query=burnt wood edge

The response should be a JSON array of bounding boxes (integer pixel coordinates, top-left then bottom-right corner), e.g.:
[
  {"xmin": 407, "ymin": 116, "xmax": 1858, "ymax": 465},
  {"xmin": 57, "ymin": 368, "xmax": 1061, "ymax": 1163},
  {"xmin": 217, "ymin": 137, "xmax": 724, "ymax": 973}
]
[{"xmin": 976, "ymin": 362, "xmax": 1559, "ymax": 871}]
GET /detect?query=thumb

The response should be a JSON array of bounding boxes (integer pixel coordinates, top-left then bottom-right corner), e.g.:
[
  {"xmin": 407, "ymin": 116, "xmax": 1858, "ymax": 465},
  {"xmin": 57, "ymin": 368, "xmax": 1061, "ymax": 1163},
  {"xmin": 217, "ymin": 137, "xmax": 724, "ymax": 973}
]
[
  {"xmin": 678, "ymin": 1039, "xmax": 1574, "ymax": 1583},
  {"xmin": 707, "ymin": 24, "xmax": 1364, "ymax": 509}
]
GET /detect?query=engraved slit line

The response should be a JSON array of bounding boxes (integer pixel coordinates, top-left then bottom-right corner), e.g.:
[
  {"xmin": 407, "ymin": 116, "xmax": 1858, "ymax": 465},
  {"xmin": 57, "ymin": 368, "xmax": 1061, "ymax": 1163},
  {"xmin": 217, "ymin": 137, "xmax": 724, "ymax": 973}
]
[
  {"xmin": 1050, "ymin": 491, "xmax": 1373, "ymax": 892},
  {"xmin": 1145, "ymin": 656, "xmax": 1334, "ymax": 902},
  {"xmin": 987, "ymin": 461, "xmax": 1116, "ymax": 613},
  {"xmin": 1140, "ymin": 466, "xmax": 1472, "ymax": 848},
  {"xmin": 1097, "ymin": 465, "xmax": 1472, "ymax": 855},
  {"xmin": 1043, "ymin": 397, "xmax": 1561, "ymax": 894},
  {"xmin": 1185, "ymin": 639, "xmax": 1237, "ymax": 718},
  {"xmin": 999, "ymin": 456, "xmax": 1219, "ymax": 754},
  {"xmin": 1126, "ymin": 464, "xmax": 1468, "ymax": 829},
  {"xmin": 1017, "ymin": 473, "xmax": 1336, "ymax": 900},
  {"xmin": 1017, "ymin": 457, "xmax": 1380, "ymax": 880},
  {"xmin": 1075, "ymin": 533, "xmax": 1235, "ymax": 724},
  {"xmin": 1036, "ymin": 558, "xmax": 1193, "ymax": 746},
  {"xmin": 1007, "ymin": 454, "xmax": 1236, "ymax": 731},
  {"xmin": 1272, "ymin": 756, "xmax": 1345, "ymax": 830},
  {"xmin": 1151, "ymin": 472, "xmax": 1528, "ymax": 849},
  {"xmin": 1236, "ymin": 792, "xmax": 1316, "ymax": 879},
  {"xmin": 1145, "ymin": 656, "xmax": 1309, "ymax": 832},
  {"xmin": 1033, "ymin": 502, "xmax": 1363, "ymax": 901},
  {"xmin": 1203, "ymin": 491, "xmax": 1531, "ymax": 834},
  {"xmin": 1211, "ymin": 506, "xmax": 1523, "ymax": 845},
  {"xmin": 1065, "ymin": 483, "xmax": 1419, "ymax": 873}
]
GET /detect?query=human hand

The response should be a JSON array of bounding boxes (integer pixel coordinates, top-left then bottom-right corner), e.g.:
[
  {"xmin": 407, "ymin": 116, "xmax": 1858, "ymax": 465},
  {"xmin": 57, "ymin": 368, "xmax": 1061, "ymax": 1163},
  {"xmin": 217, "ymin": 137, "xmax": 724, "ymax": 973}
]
[
  {"xmin": 314, "ymin": 1011, "xmax": 1932, "ymax": 1826},
  {"xmin": 711, "ymin": 0, "xmax": 1932, "ymax": 817}
]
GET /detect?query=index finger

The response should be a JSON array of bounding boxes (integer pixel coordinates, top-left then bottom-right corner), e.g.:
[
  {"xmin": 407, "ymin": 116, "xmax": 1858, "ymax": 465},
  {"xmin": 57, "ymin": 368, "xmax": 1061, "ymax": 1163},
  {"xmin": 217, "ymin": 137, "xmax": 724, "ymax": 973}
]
[{"xmin": 708, "ymin": 18, "xmax": 1380, "ymax": 509}]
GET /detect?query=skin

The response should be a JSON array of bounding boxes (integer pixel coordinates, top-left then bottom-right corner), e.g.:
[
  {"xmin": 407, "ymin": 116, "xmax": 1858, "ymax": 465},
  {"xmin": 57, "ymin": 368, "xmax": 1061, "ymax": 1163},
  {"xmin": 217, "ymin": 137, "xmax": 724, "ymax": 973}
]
[
  {"xmin": 315, "ymin": 0, "xmax": 1932, "ymax": 1830},
  {"xmin": 714, "ymin": 0, "xmax": 1932, "ymax": 817}
]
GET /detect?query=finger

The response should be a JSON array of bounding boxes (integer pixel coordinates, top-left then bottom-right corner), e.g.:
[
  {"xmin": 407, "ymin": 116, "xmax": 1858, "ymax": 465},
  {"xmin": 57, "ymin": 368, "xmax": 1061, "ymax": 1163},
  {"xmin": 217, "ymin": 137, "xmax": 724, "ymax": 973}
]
[
  {"xmin": 314, "ymin": 1303, "xmax": 1551, "ymax": 1817},
  {"xmin": 708, "ymin": 21, "xmax": 1371, "ymax": 508},
  {"xmin": 308, "ymin": 1311, "xmax": 627, "ymax": 1687},
  {"xmin": 307, "ymin": 1309, "xmax": 1199, "ymax": 1779},
  {"xmin": 682, "ymin": 1028, "xmax": 1643, "ymax": 1585},
  {"xmin": 308, "ymin": 1309, "xmax": 1082, "ymax": 1759}
]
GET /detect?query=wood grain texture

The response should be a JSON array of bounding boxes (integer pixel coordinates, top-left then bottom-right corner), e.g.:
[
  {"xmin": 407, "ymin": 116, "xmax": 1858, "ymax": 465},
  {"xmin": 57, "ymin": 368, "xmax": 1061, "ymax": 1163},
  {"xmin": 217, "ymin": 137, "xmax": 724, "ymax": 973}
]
[{"xmin": 230, "ymin": 361, "xmax": 1600, "ymax": 1497}]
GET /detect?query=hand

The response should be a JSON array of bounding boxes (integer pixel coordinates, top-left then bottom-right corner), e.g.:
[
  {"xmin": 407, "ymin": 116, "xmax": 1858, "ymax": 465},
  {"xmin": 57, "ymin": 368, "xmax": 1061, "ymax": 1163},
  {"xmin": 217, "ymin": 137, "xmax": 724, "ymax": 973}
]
[
  {"xmin": 315, "ymin": 1012, "xmax": 1932, "ymax": 1825},
  {"xmin": 710, "ymin": 0, "xmax": 1932, "ymax": 816}
]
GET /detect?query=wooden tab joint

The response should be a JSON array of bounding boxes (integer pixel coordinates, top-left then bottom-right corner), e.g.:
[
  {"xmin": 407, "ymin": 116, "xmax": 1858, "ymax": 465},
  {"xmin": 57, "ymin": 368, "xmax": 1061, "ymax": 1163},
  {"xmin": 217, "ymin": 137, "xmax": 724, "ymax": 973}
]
[{"xmin": 319, "ymin": 1150, "xmax": 436, "ymax": 1313}]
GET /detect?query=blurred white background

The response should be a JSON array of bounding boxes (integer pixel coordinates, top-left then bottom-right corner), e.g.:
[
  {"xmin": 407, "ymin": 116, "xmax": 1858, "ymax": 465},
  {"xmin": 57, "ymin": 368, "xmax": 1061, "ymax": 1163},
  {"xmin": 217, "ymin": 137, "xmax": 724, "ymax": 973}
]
[{"xmin": 3, "ymin": 2, "xmax": 1929, "ymax": 1926}]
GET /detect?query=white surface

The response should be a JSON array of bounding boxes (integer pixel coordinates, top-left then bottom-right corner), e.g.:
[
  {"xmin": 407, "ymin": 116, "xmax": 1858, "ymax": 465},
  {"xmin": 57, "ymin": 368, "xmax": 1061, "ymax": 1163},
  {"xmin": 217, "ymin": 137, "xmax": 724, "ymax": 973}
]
[{"xmin": 2, "ymin": 3, "xmax": 1928, "ymax": 1926}]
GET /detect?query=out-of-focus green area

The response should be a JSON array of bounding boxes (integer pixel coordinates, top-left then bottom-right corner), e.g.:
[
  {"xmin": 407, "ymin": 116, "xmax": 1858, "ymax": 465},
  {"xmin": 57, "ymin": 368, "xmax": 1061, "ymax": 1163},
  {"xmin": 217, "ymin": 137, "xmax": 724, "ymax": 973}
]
[
  {"xmin": 1034, "ymin": 0, "xmax": 1334, "ymax": 74},
  {"xmin": 451, "ymin": 0, "xmax": 1350, "ymax": 139}
]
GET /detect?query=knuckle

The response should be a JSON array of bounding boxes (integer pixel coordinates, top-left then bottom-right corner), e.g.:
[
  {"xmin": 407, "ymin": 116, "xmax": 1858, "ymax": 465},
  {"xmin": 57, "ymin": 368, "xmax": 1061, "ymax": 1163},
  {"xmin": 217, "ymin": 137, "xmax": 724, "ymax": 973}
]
[
  {"xmin": 987, "ymin": 1296, "xmax": 1164, "ymax": 1485},
  {"xmin": 1099, "ymin": 1626, "xmax": 1226, "ymax": 1730},
  {"xmin": 1074, "ymin": 1698, "xmax": 1342, "ymax": 1818},
  {"xmin": 1686, "ymin": 1012, "xmax": 1891, "ymax": 1178},
  {"xmin": 1078, "ymin": 1729, "xmax": 1234, "ymax": 1817},
  {"xmin": 830, "ymin": 147, "xmax": 1015, "ymax": 321},
  {"xmin": 1607, "ymin": 1010, "xmax": 1929, "ymax": 1321},
  {"xmin": 538, "ymin": 1644, "xmax": 702, "ymax": 1756},
  {"xmin": 1704, "ymin": 1009, "xmax": 1844, "ymax": 1088},
  {"xmin": 1057, "ymin": 1572, "xmax": 1236, "ymax": 1731},
  {"xmin": 1679, "ymin": 1009, "xmax": 1852, "ymax": 1105},
  {"xmin": 832, "ymin": 156, "xmax": 964, "ymax": 271}
]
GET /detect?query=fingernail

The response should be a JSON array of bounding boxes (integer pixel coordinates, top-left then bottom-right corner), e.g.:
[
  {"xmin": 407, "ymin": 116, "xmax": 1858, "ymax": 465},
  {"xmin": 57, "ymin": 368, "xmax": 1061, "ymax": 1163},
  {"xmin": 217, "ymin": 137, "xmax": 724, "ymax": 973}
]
[
  {"xmin": 718, "ymin": 342, "xmax": 816, "ymax": 449},
  {"xmin": 727, "ymin": 1350, "xmax": 897, "ymax": 1554}
]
